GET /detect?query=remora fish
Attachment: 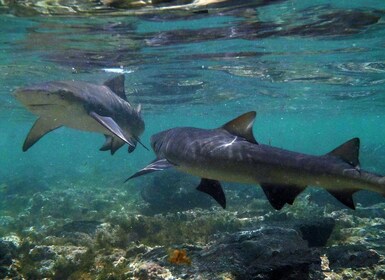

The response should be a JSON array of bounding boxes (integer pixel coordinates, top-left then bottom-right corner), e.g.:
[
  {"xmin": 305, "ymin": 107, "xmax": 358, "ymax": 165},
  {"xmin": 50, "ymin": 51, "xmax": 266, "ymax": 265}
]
[
  {"xmin": 13, "ymin": 75, "xmax": 146, "ymax": 154},
  {"xmin": 127, "ymin": 111, "xmax": 385, "ymax": 210}
]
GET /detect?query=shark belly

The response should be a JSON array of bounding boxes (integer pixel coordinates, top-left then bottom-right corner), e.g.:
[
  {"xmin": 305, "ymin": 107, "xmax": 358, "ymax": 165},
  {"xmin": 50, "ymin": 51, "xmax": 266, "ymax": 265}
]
[{"xmin": 42, "ymin": 101, "xmax": 111, "ymax": 134}]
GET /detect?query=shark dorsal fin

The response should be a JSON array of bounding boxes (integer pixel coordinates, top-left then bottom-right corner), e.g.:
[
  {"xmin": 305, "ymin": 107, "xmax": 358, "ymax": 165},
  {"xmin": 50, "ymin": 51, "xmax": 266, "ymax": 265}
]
[
  {"xmin": 328, "ymin": 137, "xmax": 360, "ymax": 167},
  {"xmin": 221, "ymin": 111, "xmax": 258, "ymax": 144},
  {"xmin": 104, "ymin": 74, "xmax": 127, "ymax": 101}
]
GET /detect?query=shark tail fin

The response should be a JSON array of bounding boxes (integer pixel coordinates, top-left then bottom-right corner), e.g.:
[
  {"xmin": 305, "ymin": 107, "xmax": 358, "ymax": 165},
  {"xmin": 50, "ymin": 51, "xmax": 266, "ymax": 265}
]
[{"xmin": 327, "ymin": 137, "xmax": 360, "ymax": 167}]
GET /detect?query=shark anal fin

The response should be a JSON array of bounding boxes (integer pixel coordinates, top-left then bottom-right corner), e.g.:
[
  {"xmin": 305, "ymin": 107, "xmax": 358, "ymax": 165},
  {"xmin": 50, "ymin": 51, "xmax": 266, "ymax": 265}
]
[
  {"xmin": 90, "ymin": 111, "xmax": 135, "ymax": 147},
  {"xmin": 327, "ymin": 189, "xmax": 356, "ymax": 209},
  {"xmin": 104, "ymin": 74, "xmax": 127, "ymax": 101},
  {"xmin": 328, "ymin": 138, "xmax": 360, "ymax": 167},
  {"xmin": 260, "ymin": 183, "xmax": 305, "ymax": 210},
  {"xmin": 221, "ymin": 111, "xmax": 258, "ymax": 144},
  {"xmin": 125, "ymin": 158, "xmax": 175, "ymax": 182},
  {"xmin": 196, "ymin": 178, "xmax": 226, "ymax": 209},
  {"xmin": 23, "ymin": 118, "xmax": 62, "ymax": 151}
]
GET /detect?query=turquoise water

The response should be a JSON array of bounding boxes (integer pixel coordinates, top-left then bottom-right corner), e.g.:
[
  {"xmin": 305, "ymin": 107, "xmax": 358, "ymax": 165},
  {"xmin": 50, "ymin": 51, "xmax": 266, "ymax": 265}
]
[
  {"xmin": 2, "ymin": 1, "xmax": 385, "ymax": 185},
  {"xmin": 1, "ymin": 0, "xmax": 385, "ymax": 278}
]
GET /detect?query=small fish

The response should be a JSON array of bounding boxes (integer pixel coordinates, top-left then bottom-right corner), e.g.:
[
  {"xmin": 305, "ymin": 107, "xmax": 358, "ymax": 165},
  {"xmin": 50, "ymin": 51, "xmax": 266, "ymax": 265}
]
[
  {"xmin": 168, "ymin": 249, "xmax": 191, "ymax": 265},
  {"xmin": 127, "ymin": 111, "xmax": 385, "ymax": 210},
  {"xmin": 13, "ymin": 75, "xmax": 146, "ymax": 154}
]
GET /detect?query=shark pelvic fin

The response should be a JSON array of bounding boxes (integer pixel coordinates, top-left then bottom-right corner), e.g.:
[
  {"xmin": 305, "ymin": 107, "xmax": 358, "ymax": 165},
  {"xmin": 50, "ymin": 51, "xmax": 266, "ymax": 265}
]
[
  {"xmin": 221, "ymin": 111, "xmax": 258, "ymax": 144},
  {"xmin": 90, "ymin": 111, "xmax": 135, "ymax": 148},
  {"xmin": 328, "ymin": 138, "xmax": 360, "ymax": 167},
  {"xmin": 261, "ymin": 183, "xmax": 305, "ymax": 210},
  {"xmin": 100, "ymin": 135, "xmax": 125, "ymax": 155},
  {"xmin": 125, "ymin": 158, "xmax": 175, "ymax": 182},
  {"xmin": 104, "ymin": 74, "xmax": 126, "ymax": 101},
  {"xmin": 327, "ymin": 189, "xmax": 356, "ymax": 209},
  {"xmin": 23, "ymin": 118, "xmax": 62, "ymax": 152},
  {"xmin": 127, "ymin": 142, "xmax": 136, "ymax": 153},
  {"xmin": 196, "ymin": 178, "xmax": 226, "ymax": 209}
]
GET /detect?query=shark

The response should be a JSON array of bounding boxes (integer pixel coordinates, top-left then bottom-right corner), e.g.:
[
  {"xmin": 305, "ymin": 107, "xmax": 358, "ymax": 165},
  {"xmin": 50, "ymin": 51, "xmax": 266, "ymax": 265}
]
[
  {"xmin": 13, "ymin": 74, "xmax": 146, "ymax": 154},
  {"xmin": 127, "ymin": 111, "xmax": 385, "ymax": 210}
]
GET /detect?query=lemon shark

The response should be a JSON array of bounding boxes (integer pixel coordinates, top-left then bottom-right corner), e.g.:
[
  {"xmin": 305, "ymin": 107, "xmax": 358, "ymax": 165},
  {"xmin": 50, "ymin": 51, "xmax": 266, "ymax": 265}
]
[
  {"xmin": 127, "ymin": 111, "xmax": 385, "ymax": 210},
  {"xmin": 13, "ymin": 75, "xmax": 146, "ymax": 154}
]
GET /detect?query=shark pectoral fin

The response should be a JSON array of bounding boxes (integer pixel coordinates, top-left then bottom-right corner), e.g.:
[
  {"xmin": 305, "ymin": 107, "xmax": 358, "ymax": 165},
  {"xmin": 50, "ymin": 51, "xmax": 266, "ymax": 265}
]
[
  {"xmin": 90, "ymin": 111, "xmax": 134, "ymax": 147},
  {"xmin": 196, "ymin": 178, "xmax": 226, "ymax": 209},
  {"xmin": 327, "ymin": 189, "xmax": 357, "ymax": 209},
  {"xmin": 221, "ymin": 111, "xmax": 258, "ymax": 144},
  {"xmin": 328, "ymin": 138, "xmax": 360, "ymax": 167},
  {"xmin": 125, "ymin": 158, "xmax": 175, "ymax": 182},
  {"xmin": 23, "ymin": 118, "xmax": 62, "ymax": 151},
  {"xmin": 261, "ymin": 183, "xmax": 305, "ymax": 210}
]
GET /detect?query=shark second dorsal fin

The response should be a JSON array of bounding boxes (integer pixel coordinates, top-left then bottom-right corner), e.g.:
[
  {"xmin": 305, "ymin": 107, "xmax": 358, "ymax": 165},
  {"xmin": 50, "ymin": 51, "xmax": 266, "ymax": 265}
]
[
  {"xmin": 327, "ymin": 138, "xmax": 360, "ymax": 167},
  {"xmin": 221, "ymin": 111, "xmax": 258, "ymax": 144},
  {"xmin": 104, "ymin": 74, "xmax": 127, "ymax": 101}
]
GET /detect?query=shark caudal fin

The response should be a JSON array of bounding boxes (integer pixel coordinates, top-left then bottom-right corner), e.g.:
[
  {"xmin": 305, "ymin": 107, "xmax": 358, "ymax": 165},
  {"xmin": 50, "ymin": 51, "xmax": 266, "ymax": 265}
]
[
  {"xmin": 23, "ymin": 118, "xmax": 62, "ymax": 151},
  {"xmin": 325, "ymin": 138, "xmax": 360, "ymax": 209}
]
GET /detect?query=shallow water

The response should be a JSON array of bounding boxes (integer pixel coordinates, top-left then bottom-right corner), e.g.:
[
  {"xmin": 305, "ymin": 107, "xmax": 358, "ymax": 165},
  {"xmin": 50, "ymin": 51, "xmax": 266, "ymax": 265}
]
[{"xmin": 1, "ymin": 0, "xmax": 385, "ymax": 278}]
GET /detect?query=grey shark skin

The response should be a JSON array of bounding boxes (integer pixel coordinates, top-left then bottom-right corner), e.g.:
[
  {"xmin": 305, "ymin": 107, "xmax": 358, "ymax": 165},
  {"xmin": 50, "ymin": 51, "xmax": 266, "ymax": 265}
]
[
  {"xmin": 127, "ymin": 111, "xmax": 385, "ymax": 210},
  {"xmin": 13, "ymin": 75, "xmax": 146, "ymax": 154}
]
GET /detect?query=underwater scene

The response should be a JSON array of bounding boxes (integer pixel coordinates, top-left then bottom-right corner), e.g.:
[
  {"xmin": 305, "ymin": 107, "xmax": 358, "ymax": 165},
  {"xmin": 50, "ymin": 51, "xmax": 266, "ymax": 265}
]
[{"xmin": 1, "ymin": 0, "xmax": 385, "ymax": 279}]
